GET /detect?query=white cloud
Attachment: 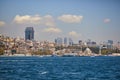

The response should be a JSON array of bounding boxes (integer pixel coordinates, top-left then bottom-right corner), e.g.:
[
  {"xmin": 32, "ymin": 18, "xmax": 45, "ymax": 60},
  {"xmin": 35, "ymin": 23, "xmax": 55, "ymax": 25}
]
[
  {"xmin": 13, "ymin": 14, "xmax": 56, "ymax": 27},
  {"xmin": 104, "ymin": 18, "xmax": 111, "ymax": 23},
  {"xmin": 43, "ymin": 15, "xmax": 55, "ymax": 27},
  {"xmin": 69, "ymin": 31, "xmax": 80, "ymax": 37},
  {"xmin": 0, "ymin": 21, "xmax": 5, "ymax": 26},
  {"xmin": 13, "ymin": 15, "xmax": 42, "ymax": 24},
  {"xmin": 58, "ymin": 14, "xmax": 83, "ymax": 23},
  {"xmin": 43, "ymin": 27, "xmax": 61, "ymax": 33}
]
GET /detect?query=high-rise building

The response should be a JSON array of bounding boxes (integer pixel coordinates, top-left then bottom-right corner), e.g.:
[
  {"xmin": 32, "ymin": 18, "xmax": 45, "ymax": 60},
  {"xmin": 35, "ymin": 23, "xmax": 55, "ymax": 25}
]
[
  {"xmin": 108, "ymin": 40, "xmax": 113, "ymax": 44},
  {"xmin": 55, "ymin": 37, "xmax": 62, "ymax": 45},
  {"xmin": 55, "ymin": 38, "xmax": 57, "ymax": 44},
  {"xmin": 25, "ymin": 27, "xmax": 34, "ymax": 40},
  {"xmin": 64, "ymin": 37, "xmax": 67, "ymax": 45},
  {"xmin": 86, "ymin": 39, "xmax": 96, "ymax": 47},
  {"xmin": 107, "ymin": 40, "xmax": 113, "ymax": 49},
  {"xmin": 69, "ymin": 38, "xmax": 73, "ymax": 46}
]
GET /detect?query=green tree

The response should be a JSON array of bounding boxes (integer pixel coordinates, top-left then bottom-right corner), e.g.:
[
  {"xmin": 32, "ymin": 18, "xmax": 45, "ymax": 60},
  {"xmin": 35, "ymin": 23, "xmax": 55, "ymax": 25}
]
[
  {"xmin": 0, "ymin": 42, "xmax": 5, "ymax": 55},
  {"xmin": 0, "ymin": 48, "xmax": 4, "ymax": 55}
]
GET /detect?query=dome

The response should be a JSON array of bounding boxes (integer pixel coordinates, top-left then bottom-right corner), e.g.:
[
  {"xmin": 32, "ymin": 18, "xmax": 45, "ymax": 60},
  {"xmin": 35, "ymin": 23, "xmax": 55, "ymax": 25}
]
[{"xmin": 84, "ymin": 48, "xmax": 92, "ymax": 55}]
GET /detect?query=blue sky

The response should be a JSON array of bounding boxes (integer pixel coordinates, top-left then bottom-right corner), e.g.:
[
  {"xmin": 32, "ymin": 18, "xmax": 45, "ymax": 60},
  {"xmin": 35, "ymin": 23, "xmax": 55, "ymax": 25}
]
[{"xmin": 0, "ymin": 0, "xmax": 120, "ymax": 43}]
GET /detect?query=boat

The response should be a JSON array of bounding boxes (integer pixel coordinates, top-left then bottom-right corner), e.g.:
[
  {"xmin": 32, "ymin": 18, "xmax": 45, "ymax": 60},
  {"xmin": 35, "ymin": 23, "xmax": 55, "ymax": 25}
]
[{"xmin": 62, "ymin": 53, "xmax": 77, "ymax": 57}]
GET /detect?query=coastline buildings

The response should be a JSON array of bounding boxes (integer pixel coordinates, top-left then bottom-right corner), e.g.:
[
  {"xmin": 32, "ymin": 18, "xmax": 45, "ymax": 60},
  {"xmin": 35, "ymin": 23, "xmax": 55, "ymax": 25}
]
[
  {"xmin": 1, "ymin": 32, "xmax": 120, "ymax": 56},
  {"xmin": 25, "ymin": 27, "xmax": 34, "ymax": 40}
]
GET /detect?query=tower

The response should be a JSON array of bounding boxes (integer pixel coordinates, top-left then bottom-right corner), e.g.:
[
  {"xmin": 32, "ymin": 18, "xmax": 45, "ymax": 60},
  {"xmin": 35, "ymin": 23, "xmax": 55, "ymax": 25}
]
[
  {"xmin": 64, "ymin": 37, "xmax": 67, "ymax": 45},
  {"xmin": 69, "ymin": 38, "xmax": 73, "ymax": 46},
  {"xmin": 55, "ymin": 37, "xmax": 62, "ymax": 46},
  {"xmin": 25, "ymin": 27, "xmax": 34, "ymax": 40}
]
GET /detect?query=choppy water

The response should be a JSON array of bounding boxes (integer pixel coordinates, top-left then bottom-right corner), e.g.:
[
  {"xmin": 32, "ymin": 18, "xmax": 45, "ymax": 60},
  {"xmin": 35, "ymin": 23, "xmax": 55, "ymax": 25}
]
[{"xmin": 0, "ymin": 56, "xmax": 120, "ymax": 80}]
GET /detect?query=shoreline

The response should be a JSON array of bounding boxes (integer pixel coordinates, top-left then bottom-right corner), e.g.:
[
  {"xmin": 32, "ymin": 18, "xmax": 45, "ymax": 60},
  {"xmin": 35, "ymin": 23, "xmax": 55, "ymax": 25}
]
[{"xmin": 1, "ymin": 54, "xmax": 120, "ymax": 57}]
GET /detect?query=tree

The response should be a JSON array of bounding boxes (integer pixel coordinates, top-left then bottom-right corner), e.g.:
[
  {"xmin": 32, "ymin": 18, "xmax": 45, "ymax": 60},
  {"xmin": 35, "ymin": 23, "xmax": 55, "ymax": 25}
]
[
  {"xmin": 0, "ymin": 42, "xmax": 5, "ymax": 55},
  {"xmin": 0, "ymin": 48, "xmax": 4, "ymax": 55}
]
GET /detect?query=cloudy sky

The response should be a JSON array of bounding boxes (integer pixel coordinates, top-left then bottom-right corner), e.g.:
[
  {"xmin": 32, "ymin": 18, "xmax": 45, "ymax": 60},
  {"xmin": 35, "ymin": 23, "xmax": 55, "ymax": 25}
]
[{"xmin": 0, "ymin": 0, "xmax": 120, "ymax": 43}]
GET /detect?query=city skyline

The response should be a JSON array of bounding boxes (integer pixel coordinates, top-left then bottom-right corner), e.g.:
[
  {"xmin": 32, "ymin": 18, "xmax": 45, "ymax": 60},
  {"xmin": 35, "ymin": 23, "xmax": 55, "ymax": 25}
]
[{"xmin": 0, "ymin": 0, "xmax": 120, "ymax": 43}]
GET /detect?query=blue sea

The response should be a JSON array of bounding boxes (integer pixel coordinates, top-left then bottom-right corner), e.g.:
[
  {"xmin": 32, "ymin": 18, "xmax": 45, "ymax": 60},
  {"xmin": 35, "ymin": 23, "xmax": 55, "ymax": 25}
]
[{"xmin": 0, "ymin": 56, "xmax": 120, "ymax": 80}]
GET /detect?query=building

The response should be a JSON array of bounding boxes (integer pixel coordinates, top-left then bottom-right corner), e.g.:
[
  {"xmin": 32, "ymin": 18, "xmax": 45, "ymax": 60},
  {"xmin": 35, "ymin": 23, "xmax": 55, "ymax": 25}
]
[
  {"xmin": 117, "ymin": 42, "xmax": 120, "ymax": 50},
  {"xmin": 86, "ymin": 39, "xmax": 96, "ymax": 47},
  {"xmin": 107, "ymin": 40, "xmax": 113, "ymax": 49},
  {"xmin": 69, "ymin": 38, "xmax": 73, "ymax": 46},
  {"xmin": 55, "ymin": 37, "xmax": 63, "ymax": 46},
  {"xmin": 78, "ymin": 40, "xmax": 82, "ymax": 45},
  {"xmin": 84, "ymin": 48, "xmax": 92, "ymax": 56},
  {"xmin": 108, "ymin": 40, "xmax": 113, "ymax": 44},
  {"xmin": 25, "ymin": 27, "xmax": 34, "ymax": 40},
  {"xmin": 64, "ymin": 37, "xmax": 67, "ymax": 45}
]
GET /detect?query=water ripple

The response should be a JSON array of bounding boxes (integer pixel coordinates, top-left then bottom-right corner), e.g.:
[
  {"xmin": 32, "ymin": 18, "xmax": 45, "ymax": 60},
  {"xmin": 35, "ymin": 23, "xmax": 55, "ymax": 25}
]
[{"xmin": 0, "ymin": 56, "xmax": 120, "ymax": 80}]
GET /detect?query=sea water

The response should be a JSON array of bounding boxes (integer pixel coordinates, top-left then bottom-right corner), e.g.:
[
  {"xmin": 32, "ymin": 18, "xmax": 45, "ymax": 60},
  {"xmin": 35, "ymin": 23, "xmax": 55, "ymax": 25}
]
[{"xmin": 0, "ymin": 56, "xmax": 120, "ymax": 80}]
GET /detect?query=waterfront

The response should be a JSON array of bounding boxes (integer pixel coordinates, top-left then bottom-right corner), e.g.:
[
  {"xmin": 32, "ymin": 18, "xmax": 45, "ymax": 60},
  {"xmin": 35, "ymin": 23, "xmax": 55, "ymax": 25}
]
[{"xmin": 0, "ymin": 56, "xmax": 120, "ymax": 80}]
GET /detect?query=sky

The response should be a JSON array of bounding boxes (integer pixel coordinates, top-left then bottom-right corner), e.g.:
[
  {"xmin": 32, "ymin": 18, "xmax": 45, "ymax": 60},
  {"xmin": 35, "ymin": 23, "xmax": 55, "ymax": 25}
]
[{"xmin": 0, "ymin": 0, "xmax": 120, "ymax": 43}]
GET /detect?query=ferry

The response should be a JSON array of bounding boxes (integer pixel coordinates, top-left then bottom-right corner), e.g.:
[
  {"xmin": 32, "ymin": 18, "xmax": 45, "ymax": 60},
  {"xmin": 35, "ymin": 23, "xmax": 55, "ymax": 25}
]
[{"xmin": 62, "ymin": 53, "xmax": 78, "ymax": 57}]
